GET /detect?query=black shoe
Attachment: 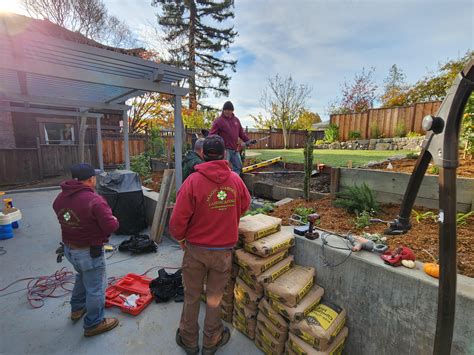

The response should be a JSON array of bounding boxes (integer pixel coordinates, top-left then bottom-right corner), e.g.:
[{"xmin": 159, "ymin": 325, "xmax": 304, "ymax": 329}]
[
  {"xmin": 201, "ymin": 327, "xmax": 230, "ymax": 355},
  {"xmin": 176, "ymin": 329, "xmax": 199, "ymax": 355}
]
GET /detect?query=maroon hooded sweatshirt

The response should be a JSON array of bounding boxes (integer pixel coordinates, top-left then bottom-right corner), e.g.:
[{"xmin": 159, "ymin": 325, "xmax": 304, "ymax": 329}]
[
  {"xmin": 169, "ymin": 160, "xmax": 251, "ymax": 248},
  {"xmin": 53, "ymin": 180, "xmax": 119, "ymax": 247},
  {"xmin": 209, "ymin": 113, "xmax": 250, "ymax": 150}
]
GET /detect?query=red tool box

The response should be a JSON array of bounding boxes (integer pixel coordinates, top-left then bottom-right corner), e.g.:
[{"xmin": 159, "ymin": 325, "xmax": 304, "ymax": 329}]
[{"xmin": 105, "ymin": 273, "xmax": 153, "ymax": 315}]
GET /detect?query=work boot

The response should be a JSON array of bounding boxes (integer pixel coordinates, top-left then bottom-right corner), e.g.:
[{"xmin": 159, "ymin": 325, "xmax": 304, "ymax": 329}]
[
  {"xmin": 201, "ymin": 327, "xmax": 230, "ymax": 355},
  {"xmin": 70, "ymin": 308, "xmax": 87, "ymax": 322},
  {"xmin": 176, "ymin": 329, "xmax": 199, "ymax": 355},
  {"xmin": 84, "ymin": 318, "xmax": 119, "ymax": 337}
]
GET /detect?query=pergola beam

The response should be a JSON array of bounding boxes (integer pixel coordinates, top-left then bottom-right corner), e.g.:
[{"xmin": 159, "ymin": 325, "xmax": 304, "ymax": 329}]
[
  {"xmin": 0, "ymin": 54, "xmax": 189, "ymax": 96},
  {"xmin": 0, "ymin": 105, "xmax": 102, "ymax": 118},
  {"xmin": 1, "ymin": 93, "xmax": 129, "ymax": 111}
]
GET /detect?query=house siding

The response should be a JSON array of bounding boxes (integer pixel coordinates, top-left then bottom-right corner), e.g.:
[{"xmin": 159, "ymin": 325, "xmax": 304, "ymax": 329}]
[{"xmin": 0, "ymin": 110, "xmax": 16, "ymax": 148}]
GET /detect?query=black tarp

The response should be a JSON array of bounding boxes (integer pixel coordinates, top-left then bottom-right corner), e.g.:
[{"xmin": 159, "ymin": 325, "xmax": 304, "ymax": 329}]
[{"xmin": 97, "ymin": 170, "xmax": 147, "ymax": 235}]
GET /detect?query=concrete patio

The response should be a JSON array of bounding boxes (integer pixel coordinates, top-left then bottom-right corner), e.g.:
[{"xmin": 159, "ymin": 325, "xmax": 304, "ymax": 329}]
[{"xmin": 0, "ymin": 189, "xmax": 259, "ymax": 355}]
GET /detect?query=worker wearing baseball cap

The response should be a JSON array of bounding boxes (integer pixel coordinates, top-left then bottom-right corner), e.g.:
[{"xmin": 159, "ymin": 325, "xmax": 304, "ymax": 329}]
[
  {"xmin": 53, "ymin": 163, "xmax": 119, "ymax": 337},
  {"xmin": 170, "ymin": 135, "xmax": 251, "ymax": 354},
  {"xmin": 209, "ymin": 101, "xmax": 256, "ymax": 174}
]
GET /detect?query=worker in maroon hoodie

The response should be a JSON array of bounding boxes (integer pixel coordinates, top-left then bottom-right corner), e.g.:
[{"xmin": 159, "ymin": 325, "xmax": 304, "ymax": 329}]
[
  {"xmin": 53, "ymin": 163, "xmax": 119, "ymax": 337},
  {"xmin": 170, "ymin": 135, "xmax": 251, "ymax": 355}
]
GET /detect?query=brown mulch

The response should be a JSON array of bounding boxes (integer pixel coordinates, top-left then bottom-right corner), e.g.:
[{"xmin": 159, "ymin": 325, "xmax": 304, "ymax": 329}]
[
  {"xmin": 367, "ymin": 157, "xmax": 474, "ymax": 177},
  {"xmin": 143, "ymin": 171, "xmax": 164, "ymax": 192},
  {"xmin": 269, "ymin": 197, "xmax": 474, "ymax": 278}
]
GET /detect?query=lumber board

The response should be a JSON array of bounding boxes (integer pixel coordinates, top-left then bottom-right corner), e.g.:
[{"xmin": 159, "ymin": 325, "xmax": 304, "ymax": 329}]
[{"xmin": 150, "ymin": 169, "xmax": 175, "ymax": 242}]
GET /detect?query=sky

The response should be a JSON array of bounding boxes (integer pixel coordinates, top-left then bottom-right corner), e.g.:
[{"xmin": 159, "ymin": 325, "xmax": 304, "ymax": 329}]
[{"xmin": 3, "ymin": 0, "xmax": 473, "ymax": 127}]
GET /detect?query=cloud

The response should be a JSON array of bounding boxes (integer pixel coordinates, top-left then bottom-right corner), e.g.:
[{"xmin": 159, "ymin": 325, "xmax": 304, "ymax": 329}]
[{"xmin": 103, "ymin": 0, "xmax": 472, "ymax": 124}]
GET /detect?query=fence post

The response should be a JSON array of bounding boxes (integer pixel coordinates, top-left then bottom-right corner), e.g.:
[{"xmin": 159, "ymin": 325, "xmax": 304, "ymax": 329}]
[{"xmin": 36, "ymin": 137, "xmax": 44, "ymax": 180}]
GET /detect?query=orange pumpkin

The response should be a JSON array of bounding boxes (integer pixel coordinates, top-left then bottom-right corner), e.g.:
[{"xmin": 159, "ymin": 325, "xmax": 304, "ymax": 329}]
[{"xmin": 423, "ymin": 263, "xmax": 440, "ymax": 278}]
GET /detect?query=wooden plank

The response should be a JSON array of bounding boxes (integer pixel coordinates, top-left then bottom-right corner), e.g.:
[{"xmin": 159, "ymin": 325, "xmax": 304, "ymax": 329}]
[
  {"xmin": 150, "ymin": 169, "xmax": 175, "ymax": 242},
  {"xmin": 330, "ymin": 167, "xmax": 341, "ymax": 195}
]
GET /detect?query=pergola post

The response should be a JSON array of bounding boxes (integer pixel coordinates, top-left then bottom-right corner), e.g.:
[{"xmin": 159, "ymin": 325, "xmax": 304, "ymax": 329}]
[
  {"xmin": 78, "ymin": 112, "xmax": 87, "ymax": 163},
  {"xmin": 96, "ymin": 115, "xmax": 104, "ymax": 171},
  {"xmin": 123, "ymin": 110, "xmax": 130, "ymax": 170},
  {"xmin": 174, "ymin": 95, "xmax": 183, "ymax": 190}
]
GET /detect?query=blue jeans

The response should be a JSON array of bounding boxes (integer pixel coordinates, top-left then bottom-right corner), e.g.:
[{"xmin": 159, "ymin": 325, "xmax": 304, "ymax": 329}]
[
  {"xmin": 64, "ymin": 245, "xmax": 107, "ymax": 329},
  {"xmin": 226, "ymin": 149, "xmax": 242, "ymax": 174}
]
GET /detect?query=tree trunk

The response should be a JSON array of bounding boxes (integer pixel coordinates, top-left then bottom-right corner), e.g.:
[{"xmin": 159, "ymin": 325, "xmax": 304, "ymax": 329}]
[
  {"xmin": 282, "ymin": 126, "xmax": 288, "ymax": 149},
  {"xmin": 188, "ymin": 1, "xmax": 198, "ymax": 110}
]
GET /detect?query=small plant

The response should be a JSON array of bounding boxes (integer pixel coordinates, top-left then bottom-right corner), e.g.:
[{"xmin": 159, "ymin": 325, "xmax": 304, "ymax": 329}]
[
  {"xmin": 349, "ymin": 130, "xmax": 361, "ymax": 139},
  {"xmin": 294, "ymin": 206, "xmax": 316, "ymax": 223},
  {"xmin": 315, "ymin": 139, "xmax": 325, "ymax": 146},
  {"xmin": 407, "ymin": 131, "xmax": 422, "ymax": 138},
  {"xmin": 394, "ymin": 121, "xmax": 407, "ymax": 137},
  {"xmin": 304, "ymin": 132, "xmax": 314, "ymax": 201},
  {"xmin": 362, "ymin": 232, "xmax": 387, "ymax": 245},
  {"xmin": 428, "ymin": 165, "xmax": 440, "ymax": 174},
  {"xmin": 130, "ymin": 153, "xmax": 152, "ymax": 179},
  {"xmin": 333, "ymin": 183, "xmax": 379, "ymax": 215},
  {"xmin": 406, "ymin": 152, "xmax": 419, "ymax": 160},
  {"xmin": 412, "ymin": 209, "xmax": 438, "ymax": 223},
  {"xmin": 456, "ymin": 211, "xmax": 474, "ymax": 226},
  {"xmin": 245, "ymin": 203, "xmax": 275, "ymax": 216},
  {"xmin": 370, "ymin": 122, "xmax": 381, "ymax": 139},
  {"xmin": 354, "ymin": 211, "xmax": 371, "ymax": 229},
  {"xmin": 324, "ymin": 124, "xmax": 339, "ymax": 143}
]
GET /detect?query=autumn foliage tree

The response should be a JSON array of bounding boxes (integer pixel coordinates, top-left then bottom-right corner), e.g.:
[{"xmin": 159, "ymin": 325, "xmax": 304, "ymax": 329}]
[
  {"xmin": 329, "ymin": 67, "xmax": 377, "ymax": 114},
  {"xmin": 381, "ymin": 64, "xmax": 409, "ymax": 107}
]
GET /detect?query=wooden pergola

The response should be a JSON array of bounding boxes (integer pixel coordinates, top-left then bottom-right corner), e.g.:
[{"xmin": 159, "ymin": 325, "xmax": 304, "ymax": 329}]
[{"xmin": 0, "ymin": 14, "xmax": 192, "ymax": 189}]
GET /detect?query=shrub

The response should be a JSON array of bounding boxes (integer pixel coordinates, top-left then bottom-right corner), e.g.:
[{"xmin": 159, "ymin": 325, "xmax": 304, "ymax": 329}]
[
  {"xmin": 349, "ymin": 130, "xmax": 361, "ymax": 139},
  {"xmin": 333, "ymin": 183, "xmax": 379, "ymax": 215},
  {"xmin": 130, "ymin": 152, "xmax": 152, "ymax": 179},
  {"xmin": 406, "ymin": 152, "xmax": 419, "ymax": 160},
  {"xmin": 245, "ymin": 202, "xmax": 274, "ymax": 216},
  {"xmin": 407, "ymin": 131, "xmax": 422, "ymax": 138},
  {"xmin": 294, "ymin": 207, "xmax": 316, "ymax": 223},
  {"xmin": 428, "ymin": 165, "xmax": 440, "ymax": 174},
  {"xmin": 324, "ymin": 124, "xmax": 339, "ymax": 143},
  {"xmin": 394, "ymin": 121, "xmax": 407, "ymax": 137},
  {"xmin": 315, "ymin": 139, "xmax": 325, "ymax": 146},
  {"xmin": 354, "ymin": 211, "xmax": 371, "ymax": 229},
  {"xmin": 370, "ymin": 122, "xmax": 381, "ymax": 139},
  {"xmin": 148, "ymin": 128, "xmax": 166, "ymax": 158}
]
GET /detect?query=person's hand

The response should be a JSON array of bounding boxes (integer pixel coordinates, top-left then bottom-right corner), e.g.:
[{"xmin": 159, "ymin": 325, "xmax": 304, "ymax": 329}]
[{"xmin": 178, "ymin": 240, "xmax": 186, "ymax": 250}]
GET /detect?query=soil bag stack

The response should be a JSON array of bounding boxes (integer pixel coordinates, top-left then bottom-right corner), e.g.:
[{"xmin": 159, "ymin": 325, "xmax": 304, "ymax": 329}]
[
  {"xmin": 232, "ymin": 214, "xmax": 295, "ymax": 341},
  {"xmin": 286, "ymin": 300, "xmax": 348, "ymax": 354}
]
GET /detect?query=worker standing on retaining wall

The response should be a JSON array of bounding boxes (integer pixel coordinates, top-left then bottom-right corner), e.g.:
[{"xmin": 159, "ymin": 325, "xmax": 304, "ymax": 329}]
[
  {"xmin": 52, "ymin": 163, "xmax": 120, "ymax": 337},
  {"xmin": 210, "ymin": 101, "xmax": 256, "ymax": 174},
  {"xmin": 170, "ymin": 135, "xmax": 251, "ymax": 355}
]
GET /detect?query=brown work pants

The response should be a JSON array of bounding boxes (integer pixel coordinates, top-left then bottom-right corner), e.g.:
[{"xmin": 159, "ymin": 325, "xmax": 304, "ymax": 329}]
[{"xmin": 179, "ymin": 244, "xmax": 232, "ymax": 348}]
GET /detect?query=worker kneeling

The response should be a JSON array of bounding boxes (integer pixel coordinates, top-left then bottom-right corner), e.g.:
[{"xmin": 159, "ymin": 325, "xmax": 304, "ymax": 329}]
[{"xmin": 170, "ymin": 135, "xmax": 251, "ymax": 354}]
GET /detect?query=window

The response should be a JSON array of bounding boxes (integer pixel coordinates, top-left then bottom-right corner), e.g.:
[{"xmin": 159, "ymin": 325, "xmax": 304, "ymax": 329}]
[{"xmin": 44, "ymin": 123, "xmax": 75, "ymax": 145}]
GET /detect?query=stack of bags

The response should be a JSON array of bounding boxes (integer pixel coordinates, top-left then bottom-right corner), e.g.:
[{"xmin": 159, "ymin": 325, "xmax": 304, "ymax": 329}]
[{"xmin": 233, "ymin": 214, "xmax": 295, "ymax": 342}]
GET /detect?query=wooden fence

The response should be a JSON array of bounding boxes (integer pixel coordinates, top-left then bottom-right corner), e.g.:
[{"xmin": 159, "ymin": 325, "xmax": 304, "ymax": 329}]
[
  {"xmin": 102, "ymin": 136, "xmax": 146, "ymax": 166},
  {"xmin": 155, "ymin": 128, "xmax": 318, "ymax": 149},
  {"xmin": 330, "ymin": 101, "xmax": 442, "ymax": 141}
]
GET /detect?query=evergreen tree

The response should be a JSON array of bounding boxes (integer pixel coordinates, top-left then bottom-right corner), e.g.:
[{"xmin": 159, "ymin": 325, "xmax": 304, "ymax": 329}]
[
  {"xmin": 152, "ymin": 0, "xmax": 238, "ymax": 110},
  {"xmin": 381, "ymin": 64, "xmax": 408, "ymax": 108}
]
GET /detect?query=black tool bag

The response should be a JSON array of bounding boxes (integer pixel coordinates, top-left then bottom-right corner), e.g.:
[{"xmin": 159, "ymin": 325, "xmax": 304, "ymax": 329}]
[
  {"xmin": 118, "ymin": 234, "xmax": 157, "ymax": 254},
  {"xmin": 149, "ymin": 268, "xmax": 184, "ymax": 303}
]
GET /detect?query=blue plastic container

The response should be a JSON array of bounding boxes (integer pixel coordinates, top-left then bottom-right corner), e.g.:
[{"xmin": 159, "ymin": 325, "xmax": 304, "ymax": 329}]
[{"xmin": 0, "ymin": 223, "xmax": 13, "ymax": 240}]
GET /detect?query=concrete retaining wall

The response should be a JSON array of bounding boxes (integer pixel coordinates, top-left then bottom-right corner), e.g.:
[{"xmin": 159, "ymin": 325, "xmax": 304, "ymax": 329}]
[
  {"xmin": 293, "ymin": 234, "xmax": 474, "ymax": 355},
  {"xmin": 339, "ymin": 168, "xmax": 474, "ymax": 212}
]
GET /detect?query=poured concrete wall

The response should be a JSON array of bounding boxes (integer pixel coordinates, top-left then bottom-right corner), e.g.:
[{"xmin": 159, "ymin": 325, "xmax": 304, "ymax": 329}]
[
  {"xmin": 339, "ymin": 168, "xmax": 474, "ymax": 212},
  {"xmin": 293, "ymin": 234, "xmax": 474, "ymax": 355}
]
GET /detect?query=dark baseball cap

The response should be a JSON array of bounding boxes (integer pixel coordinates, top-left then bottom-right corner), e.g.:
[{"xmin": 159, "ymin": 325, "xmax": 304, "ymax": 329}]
[
  {"xmin": 203, "ymin": 135, "xmax": 225, "ymax": 161},
  {"xmin": 70, "ymin": 163, "xmax": 101, "ymax": 181}
]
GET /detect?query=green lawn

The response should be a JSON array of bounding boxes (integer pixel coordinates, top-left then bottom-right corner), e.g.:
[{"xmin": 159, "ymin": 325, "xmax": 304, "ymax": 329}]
[{"xmin": 246, "ymin": 149, "xmax": 415, "ymax": 167}]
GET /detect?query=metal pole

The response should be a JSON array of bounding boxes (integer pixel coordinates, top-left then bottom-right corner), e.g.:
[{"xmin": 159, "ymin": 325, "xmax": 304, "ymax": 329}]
[
  {"xmin": 434, "ymin": 167, "xmax": 457, "ymax": 355},
  {"xmin": 123, "ymin": 110, "xmax": 130, "ymax": 170},
  {"xmin": 96, "ymin": 115, "xmax": 104, "ymax": 171},
  {"xmin": 174, "ymin": 95, "xmax": 183, "ymax": 190}
]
